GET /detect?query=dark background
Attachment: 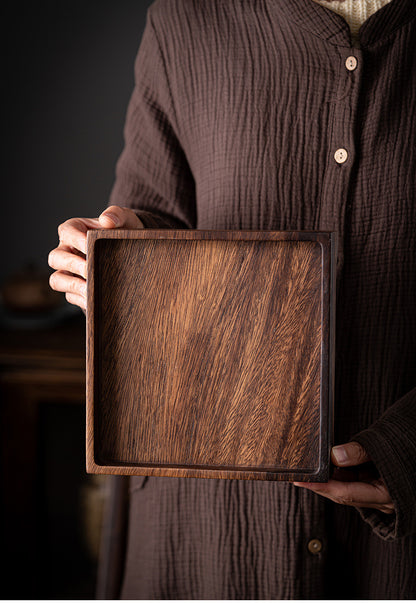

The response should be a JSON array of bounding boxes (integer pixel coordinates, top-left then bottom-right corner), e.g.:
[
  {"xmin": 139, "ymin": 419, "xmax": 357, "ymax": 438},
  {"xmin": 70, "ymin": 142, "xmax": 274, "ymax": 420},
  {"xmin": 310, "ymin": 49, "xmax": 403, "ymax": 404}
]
[
  {"xmin": 3, "ymin": 0, "xmax": 154, "ymax": 284},
  {"xmin": 2, "ymin": 1, "xmax": 154, "ymax": 599}
]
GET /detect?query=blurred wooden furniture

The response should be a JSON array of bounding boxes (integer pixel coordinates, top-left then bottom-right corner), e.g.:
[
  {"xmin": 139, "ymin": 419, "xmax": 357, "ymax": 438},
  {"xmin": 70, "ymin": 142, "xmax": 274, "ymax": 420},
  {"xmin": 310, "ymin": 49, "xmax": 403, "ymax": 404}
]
[{"xmin": 0, "ymin": 313, "xmax": 91, "ymax": 598}]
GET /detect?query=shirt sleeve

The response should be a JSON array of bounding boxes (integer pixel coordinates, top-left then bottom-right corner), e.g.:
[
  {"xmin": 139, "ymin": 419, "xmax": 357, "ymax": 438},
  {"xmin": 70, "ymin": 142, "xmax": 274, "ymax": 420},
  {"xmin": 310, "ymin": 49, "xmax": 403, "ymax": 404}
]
[
  {"xmin": 108, "ymin": 8, "xmax": 196, "ymax": 229},
  {"xmin": 352, "ymin": 387, "xmax": 416, "ymax": 540}
]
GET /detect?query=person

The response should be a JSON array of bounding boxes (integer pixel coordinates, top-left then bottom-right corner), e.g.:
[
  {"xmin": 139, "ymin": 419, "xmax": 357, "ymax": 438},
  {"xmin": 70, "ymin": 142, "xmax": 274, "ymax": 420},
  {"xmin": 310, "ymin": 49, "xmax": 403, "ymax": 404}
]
[{"xmin": 48, "ymin": 0, "xmax": 416, "ymax": 598}]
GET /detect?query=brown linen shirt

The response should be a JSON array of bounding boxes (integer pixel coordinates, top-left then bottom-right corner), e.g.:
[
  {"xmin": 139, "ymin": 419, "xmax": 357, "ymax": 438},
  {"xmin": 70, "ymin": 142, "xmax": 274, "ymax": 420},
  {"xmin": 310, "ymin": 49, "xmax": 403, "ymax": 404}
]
[{"xmin": 107, "ymin": 0, "xmax": 416, "ymax": 598}]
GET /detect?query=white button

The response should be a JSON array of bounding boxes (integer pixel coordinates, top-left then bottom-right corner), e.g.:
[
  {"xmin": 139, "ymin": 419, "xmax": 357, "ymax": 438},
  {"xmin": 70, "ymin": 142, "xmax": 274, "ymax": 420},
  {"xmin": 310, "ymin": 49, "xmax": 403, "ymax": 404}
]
[
  {"xmin": 345, "ymin": 56, "xmax": 358, "ymax": 71},
  {"xmin": 334, "ymin": 148, "xmax": 348, "ymax": 164}
]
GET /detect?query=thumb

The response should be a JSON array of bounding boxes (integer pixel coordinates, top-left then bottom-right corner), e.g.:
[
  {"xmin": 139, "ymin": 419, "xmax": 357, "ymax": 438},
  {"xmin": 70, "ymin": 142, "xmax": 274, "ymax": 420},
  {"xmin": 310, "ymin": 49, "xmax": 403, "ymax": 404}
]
[
  {"xmin": 98, "ymin": 206, "xmax": 144, "ymax": 229},
  {"xmin": 331, "ymin": 441, "xmax": 371, "ymax": 467}
]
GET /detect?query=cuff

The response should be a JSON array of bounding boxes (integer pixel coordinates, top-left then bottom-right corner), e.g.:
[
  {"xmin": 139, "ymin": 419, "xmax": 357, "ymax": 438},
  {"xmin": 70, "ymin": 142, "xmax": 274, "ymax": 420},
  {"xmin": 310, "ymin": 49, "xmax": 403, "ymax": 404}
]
[{"xmin": 353, "ymin": 392, "xmax": 416, "ymax": 540}]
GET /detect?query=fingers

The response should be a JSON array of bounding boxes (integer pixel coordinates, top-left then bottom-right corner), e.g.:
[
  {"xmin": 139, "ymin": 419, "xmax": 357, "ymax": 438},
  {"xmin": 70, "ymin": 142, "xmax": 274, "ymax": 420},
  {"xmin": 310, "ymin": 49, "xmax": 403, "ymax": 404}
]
[
  {"xmin": 293, "ymin": 478, "xmax": 394, "ymax": 514},
  {"xmin": 58, "ymin": 217, "xmax": 101, "ymax": 254},
  {"xmin": 331, "ymin": 441, "xmax": 371, "ymax": 467},
  {"xmin": 293, "ymin": 440, "xmax": 394, "ymax": 514},
  {"xmin": 56, "ymin": 208, "xmax": 143, "ymax": 255},
  {"xmin": 293, "ymin": 440, "xmax": 393, "ymax": 514},
  {"xmin": 65, "ymin": 292, "xmax": 87, "ymax": 312},
  {"xmin": 48, "ymin": 245, "xmax": 87, "ymax": 279},
  {"xmin": 49, "ymin": 270, "xmax": 86, "ymax": 299},
  {"xmin": 98, "ymin": 206, "xmax": 144, "ymax": 229},
  {"xmin": 49, "ymin": 207, "xmax": 144, "ymax": 312}
]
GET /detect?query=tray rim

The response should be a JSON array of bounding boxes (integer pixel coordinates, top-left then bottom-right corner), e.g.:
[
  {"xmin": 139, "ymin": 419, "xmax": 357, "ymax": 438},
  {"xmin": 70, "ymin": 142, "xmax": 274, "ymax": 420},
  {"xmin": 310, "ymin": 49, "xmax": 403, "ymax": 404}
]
[{"xmin": 86, "ymin": 229, "xmax": 336, "ymax": 482}]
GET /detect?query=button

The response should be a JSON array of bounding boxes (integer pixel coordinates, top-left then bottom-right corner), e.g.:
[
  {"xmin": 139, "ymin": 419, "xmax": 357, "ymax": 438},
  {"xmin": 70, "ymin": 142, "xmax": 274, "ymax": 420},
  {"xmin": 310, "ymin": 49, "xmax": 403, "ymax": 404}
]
[
  {"xmin": 345, "ymin": 55, "xmax": 358, "ymax": 71},
  {"xmin": 308, "ymin": 539, "xmax": 323, "ymax": 555},
  {"xmin": 334, "ymin": 148, "xmax": 348, "ymax": 164}
]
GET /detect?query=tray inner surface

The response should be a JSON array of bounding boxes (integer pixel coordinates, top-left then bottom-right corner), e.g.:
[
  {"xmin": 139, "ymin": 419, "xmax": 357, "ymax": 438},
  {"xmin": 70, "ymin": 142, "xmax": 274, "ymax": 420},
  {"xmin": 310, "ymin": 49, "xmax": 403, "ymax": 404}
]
[{"xmin": 94, "ymin": 238, "xmax": 323, "ymax": 473}]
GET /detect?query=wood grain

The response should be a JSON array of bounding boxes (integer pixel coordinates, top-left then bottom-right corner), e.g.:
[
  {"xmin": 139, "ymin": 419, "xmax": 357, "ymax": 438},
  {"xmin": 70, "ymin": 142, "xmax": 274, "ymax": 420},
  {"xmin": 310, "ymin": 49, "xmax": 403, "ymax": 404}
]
[{"xmin": 87, "ymin": 230, "xmax": 336, "ymax": 481}]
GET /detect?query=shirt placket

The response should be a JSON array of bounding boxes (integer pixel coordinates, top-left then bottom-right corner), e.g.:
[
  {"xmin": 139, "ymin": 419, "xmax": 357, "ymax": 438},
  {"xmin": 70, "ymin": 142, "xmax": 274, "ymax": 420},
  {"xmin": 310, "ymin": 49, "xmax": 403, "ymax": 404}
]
[
  {"xmin": 299, "ymin": 44, "xmax": 364, "ymax": 597},
  {"xmin": 320, "ymin": 46, "xmax": 363, "ymax": 286}
]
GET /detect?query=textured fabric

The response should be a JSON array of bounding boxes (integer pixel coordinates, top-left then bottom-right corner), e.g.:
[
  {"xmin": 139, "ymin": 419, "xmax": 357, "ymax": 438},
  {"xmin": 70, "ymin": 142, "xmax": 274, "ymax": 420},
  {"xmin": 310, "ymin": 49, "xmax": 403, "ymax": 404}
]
[
  {"xmin": 313, "ymin": 0, "xmax": 393, "ymax": 46},
  {"xmin": 108, "ymin": 0, "xmax": 416, "ymax": 598}
]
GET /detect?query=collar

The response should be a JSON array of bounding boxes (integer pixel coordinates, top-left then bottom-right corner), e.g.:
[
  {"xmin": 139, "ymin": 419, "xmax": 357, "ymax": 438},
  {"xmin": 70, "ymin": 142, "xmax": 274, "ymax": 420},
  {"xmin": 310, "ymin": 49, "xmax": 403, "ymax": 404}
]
[{"xmin": 276, "ymin": 0, "xmax": 416, "ymax": 48}]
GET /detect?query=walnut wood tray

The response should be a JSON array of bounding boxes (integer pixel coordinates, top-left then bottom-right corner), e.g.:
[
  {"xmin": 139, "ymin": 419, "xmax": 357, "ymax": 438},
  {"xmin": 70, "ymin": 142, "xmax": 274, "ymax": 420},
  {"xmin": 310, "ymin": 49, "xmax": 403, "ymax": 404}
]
[{"xmin": 86, "ymin": 230, "xmax": 336, "ymax": 481}]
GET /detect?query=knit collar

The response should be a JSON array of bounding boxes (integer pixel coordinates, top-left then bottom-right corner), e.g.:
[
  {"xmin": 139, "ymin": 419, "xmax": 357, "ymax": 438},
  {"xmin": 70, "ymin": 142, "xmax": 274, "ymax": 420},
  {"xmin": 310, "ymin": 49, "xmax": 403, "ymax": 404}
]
[{"xmin": 277, "ymin": 0, "xmax": 416, "ymax": 47}]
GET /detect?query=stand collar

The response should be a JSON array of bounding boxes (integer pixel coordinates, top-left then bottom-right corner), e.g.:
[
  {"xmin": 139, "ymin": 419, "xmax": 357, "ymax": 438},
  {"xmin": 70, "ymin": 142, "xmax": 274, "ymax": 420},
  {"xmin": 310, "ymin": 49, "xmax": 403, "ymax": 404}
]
[{"xmin": 276, "ymin": 0, "xmax": 416, "ymax": 48}]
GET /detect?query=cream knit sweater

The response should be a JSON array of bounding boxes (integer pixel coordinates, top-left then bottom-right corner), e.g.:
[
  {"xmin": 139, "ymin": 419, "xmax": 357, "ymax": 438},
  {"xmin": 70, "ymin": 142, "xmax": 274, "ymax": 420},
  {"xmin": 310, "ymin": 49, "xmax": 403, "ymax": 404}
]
[{"xmin": 313, "ymin": 0, "xmax": 393, "ymax": 45}]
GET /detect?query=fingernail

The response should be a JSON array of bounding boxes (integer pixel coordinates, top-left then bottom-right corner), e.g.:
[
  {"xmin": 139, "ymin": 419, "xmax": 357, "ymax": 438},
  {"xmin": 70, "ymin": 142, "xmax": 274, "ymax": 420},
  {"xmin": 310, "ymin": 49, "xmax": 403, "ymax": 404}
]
[
  {"xmin": 332, "ymin": 445, "xmax": 348, "ymax": 464},
  {"xmin": 101, "ymin": 212, "xmax": 119, "ymax": 227}
]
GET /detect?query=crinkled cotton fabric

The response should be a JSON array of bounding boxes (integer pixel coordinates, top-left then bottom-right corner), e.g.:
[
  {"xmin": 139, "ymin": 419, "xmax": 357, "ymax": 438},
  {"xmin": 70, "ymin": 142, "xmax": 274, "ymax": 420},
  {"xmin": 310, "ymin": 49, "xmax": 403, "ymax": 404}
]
[{"xmin": 107, "ymin": 0, "xmax": 416, "ymax": 598}]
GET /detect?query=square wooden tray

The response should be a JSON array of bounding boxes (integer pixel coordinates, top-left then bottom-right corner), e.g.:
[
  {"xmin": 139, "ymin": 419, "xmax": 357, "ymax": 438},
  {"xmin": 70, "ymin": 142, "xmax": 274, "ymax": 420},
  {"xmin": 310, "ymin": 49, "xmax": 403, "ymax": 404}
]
[{"xmin": 86, "ymin": 230, "xmax": 336, "ymax": 481}]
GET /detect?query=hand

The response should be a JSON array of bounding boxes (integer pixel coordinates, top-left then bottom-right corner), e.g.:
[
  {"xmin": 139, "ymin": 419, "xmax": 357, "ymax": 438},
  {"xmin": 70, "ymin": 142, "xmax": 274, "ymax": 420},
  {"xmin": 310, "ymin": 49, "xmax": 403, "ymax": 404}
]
[
  {"xmin": 293, "ymin": 441, "xmax": 394, "ymax": 514},
  {"xmin": 48, "ymin": 205, "xmax": 143, "ymax": 311}
]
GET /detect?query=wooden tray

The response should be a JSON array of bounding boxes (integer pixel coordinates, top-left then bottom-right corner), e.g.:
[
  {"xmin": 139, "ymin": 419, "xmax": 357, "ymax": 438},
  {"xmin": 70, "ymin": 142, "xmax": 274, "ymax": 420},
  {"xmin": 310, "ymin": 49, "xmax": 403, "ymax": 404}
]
[{"xmin": 86, "ymin": 230, "xmax": 336, "ymax": 481}]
